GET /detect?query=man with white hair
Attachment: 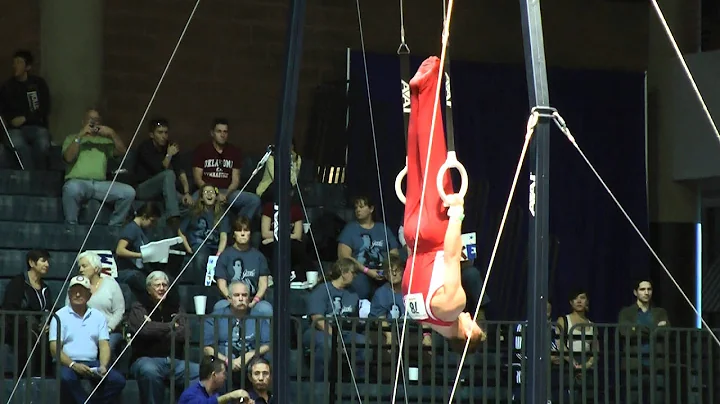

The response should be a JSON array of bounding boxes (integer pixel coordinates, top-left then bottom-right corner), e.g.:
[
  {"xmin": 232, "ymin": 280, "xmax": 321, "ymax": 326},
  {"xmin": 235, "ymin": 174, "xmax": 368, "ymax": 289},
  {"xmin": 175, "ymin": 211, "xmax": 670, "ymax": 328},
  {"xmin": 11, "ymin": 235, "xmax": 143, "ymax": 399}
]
[
  {"xmin": 50, "ymin": 275, "xmax": 126, "ymax": 403},
  {"xmin": 203, "ymin": 281, "xmax": 271, "ymax": 382},
  {"xmin": 127, "ymin": 270, "xmax": 199, "ymax": 404}
]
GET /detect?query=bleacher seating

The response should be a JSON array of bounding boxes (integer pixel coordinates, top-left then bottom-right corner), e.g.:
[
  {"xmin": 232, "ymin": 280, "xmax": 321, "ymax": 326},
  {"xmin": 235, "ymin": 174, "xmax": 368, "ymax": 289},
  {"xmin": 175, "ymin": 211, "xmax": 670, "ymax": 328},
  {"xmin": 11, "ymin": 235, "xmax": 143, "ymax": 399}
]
[{"xmin": 0, "ymin": 146, "xmax": 360, "ymax": 403}]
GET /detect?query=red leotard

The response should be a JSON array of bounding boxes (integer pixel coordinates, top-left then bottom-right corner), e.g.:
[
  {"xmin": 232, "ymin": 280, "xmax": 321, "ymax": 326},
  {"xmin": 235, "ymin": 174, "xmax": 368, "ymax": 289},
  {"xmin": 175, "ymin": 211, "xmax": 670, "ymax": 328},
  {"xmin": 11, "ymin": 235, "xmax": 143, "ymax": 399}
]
[{"xmin": 401, "ymin": 56, "xmax": 455, "ymax": 327}]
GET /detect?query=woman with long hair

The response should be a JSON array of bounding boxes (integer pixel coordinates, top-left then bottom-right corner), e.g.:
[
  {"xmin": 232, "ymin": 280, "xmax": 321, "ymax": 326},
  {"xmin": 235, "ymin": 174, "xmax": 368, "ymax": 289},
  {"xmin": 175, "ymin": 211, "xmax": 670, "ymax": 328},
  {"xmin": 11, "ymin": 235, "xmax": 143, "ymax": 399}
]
[{"xmin": 178, "ymin": 184, "xmax": 229, "ymax": 283}]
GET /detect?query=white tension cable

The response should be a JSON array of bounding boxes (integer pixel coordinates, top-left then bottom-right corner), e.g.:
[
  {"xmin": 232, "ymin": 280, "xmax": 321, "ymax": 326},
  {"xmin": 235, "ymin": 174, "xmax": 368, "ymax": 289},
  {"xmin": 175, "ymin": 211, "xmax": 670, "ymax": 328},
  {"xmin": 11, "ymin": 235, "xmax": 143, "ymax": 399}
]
[
  {"xmin": 84, "ymin": 146, "xmax": 272, "ymax": 404},
  {"xmin": 6, "ymin": 2, "xmax": 203, "ymax": 403},
  {"xmin": 354, "ymin": 1, "xmax": 411, "ymax": 403},
  {"xmin": 555, "ymin": 112, "xmax": 720, "ymax": 349},
  {"xmin": 394, "ymin": 0, "xmax": 456, "ymax": 402},
  {"xmin": 448, "ymin": 112, "xmax": 537, "ymax": 404}
]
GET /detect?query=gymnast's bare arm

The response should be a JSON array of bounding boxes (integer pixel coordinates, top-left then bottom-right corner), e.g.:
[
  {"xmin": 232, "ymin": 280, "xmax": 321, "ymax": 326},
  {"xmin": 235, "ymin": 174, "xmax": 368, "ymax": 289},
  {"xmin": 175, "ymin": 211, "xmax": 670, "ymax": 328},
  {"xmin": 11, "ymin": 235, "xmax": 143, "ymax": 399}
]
[
  {"xmin": 429, "ymin": 194, "xmax": 466, "ymax": 322},
  {"xmin": 428, "ymin": 194, "xmax": 486, "ymax": 345}
]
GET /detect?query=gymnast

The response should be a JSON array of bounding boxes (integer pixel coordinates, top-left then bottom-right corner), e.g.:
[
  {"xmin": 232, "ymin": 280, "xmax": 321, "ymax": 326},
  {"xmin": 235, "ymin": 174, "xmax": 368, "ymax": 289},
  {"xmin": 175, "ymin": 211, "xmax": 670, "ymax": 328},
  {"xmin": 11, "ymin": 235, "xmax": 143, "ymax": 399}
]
[{"xmin": 400, "ymin": 56, "xmax": 486, "ymax": 349}]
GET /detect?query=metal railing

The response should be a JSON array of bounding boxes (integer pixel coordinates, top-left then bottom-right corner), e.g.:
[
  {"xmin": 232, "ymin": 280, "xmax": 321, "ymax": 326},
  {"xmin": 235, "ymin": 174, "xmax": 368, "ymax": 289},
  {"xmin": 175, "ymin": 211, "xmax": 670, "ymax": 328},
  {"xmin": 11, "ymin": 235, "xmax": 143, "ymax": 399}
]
[
  {"xmin": 1, "ymin": 311, "xmax": 718, "ymax": 403},
  {"xmin": 0, "ymin": 310, "xmax": 62, "ymax": 404}
]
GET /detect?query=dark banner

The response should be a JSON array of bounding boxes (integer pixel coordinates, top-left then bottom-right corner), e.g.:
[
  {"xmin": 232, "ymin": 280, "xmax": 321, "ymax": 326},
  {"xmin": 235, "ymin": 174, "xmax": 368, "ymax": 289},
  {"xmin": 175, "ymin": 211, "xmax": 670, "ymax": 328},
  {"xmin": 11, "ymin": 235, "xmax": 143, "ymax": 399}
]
[{"xmin": 346, "ymin": 51, "xmax": 648, "ymax": 322}]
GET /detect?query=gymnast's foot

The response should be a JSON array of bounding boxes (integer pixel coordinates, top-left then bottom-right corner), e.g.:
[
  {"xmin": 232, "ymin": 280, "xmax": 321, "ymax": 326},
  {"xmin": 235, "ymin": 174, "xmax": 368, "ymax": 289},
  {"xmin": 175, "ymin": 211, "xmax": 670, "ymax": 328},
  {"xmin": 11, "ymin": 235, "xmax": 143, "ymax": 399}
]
[{"xmin": 410, "ymin": 56, "xmax": 441, "ymax": 91}]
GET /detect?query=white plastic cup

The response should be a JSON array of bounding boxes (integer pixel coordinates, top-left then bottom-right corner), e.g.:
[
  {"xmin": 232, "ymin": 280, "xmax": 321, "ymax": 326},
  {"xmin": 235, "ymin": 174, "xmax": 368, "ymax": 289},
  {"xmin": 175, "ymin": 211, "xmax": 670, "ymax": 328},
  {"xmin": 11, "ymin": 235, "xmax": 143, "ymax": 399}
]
[
  {"xmin": 408, "ymin": 367, "xmax": 419, "ymax": 381},
  {"xmin": 306, "ymin": 271, "xmax": 319, "ymax": 286},
  {"xmin": 303, "ymin": 222, "xmax": 311, "ymax": 234},
  {"xmin": 193, "ymin": 295, "xmax": 207, "ymax": 315}
]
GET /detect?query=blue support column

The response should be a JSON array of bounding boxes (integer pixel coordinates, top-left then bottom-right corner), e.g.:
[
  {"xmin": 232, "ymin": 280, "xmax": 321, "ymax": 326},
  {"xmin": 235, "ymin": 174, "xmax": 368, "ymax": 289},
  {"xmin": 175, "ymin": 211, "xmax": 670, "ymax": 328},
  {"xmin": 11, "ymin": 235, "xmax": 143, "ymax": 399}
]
[
  {"xmin": 272, "ymin": 0, "xmax": 306, "ymax": 402},
  {"xmin": 520, "ymin": 0, "xmax": 551, "ymax": 403}
]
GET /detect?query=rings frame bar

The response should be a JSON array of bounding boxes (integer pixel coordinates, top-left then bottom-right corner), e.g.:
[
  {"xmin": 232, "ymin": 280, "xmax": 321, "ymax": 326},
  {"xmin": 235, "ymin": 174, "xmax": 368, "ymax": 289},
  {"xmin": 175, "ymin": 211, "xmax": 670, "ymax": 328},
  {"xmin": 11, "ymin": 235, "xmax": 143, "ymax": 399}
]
[{"xmin": 520, "ymin": 0, "xmax": 552, "ymax": 403}]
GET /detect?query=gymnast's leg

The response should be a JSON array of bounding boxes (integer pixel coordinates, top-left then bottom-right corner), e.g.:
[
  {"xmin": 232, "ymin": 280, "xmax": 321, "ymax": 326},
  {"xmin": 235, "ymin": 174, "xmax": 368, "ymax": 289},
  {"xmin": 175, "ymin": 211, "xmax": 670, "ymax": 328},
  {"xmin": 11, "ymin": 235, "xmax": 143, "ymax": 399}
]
[
  {"xmin": 404, "ymin": 56, "xmax": 485, "ymax": 346},
  {"xmin": 403, "ymin": 56, "xmax": 451, "ymax": 252}
]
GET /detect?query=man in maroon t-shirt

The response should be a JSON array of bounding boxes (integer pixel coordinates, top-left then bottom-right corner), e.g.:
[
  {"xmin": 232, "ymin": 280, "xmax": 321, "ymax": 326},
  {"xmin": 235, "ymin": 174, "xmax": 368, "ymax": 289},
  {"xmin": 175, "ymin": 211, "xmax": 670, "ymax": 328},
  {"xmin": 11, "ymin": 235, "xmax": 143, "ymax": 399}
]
[{"xmin": 191, "ymin": 117, "xmax": 261, "ymax": 219}]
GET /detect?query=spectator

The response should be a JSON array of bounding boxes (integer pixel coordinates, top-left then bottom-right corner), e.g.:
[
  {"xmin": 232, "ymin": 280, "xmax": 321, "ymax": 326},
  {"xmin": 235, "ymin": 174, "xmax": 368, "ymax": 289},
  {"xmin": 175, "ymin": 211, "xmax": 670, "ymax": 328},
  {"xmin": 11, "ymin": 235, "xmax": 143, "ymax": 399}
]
[
  {"xmin": 178, "ymin": 355, "xmax": 253, "ymax": 404},
  {"xmin": 0, "ymin": 50, "xmax": 50, "ymax": 169},
  {"xmin": 1, "ymin": 249, "xmax": 53, "ymax": 376},
  {"xmin": 513, "ymin": 300, "xmax": 563, "ymax": 402},
  {"xmin": 460, "ymin": 261, "xmax": 491, "ymax": 321},
  {"xmin": 133, "ymin": 118, "xmax": 193, "ymax": 230},
  {"xmin": 618, "ymin": 279, "xmax": 670, "ymax": 335},
  {"xmin": 556, "ymin": 289, "xmax": 597, "ymax": 371},
  {"xmin": 618, "ymin": 279, "xmax": 669, "ymax": 403},
  {"xmin": 65, "ymin": 251, "xmax": 125, "ymax": 355},
  {"xmin": 255, "ymin": 139, "xmax": 301, "ymax": 204},
  {"xmin": 61, "ymin": 108, "xmax": 135, "ymax": 227},
  {"xmin": 116, "ymin": 202, "xmax": 163, "ymax": 295},
  {"xmin": 179, "ymin": 184, "xmax": 229, "ymax": 283},
  {"xmin": 247, "ymin": 357, "xmax": 273, "ymax": 404},
  {"xmin": 192, "ymin": 117, "xmax": 260, "ymax": 219},
  {"xmin": 259, "ymin": 190, "xmax": 312, "ymax": 280},
  {"xmin": 49, "ymin": 275, "xmax": 126, "ymax": 403},
  {"xmin": 203, "ymin": 282, "xmax": 271, "ymax": 380},
  {"xmin": 370, "ymin": 254, "xmax": 432, "ymax": 348},
  {"xmin": 214, "ymin": 217, "xmax": 272, "ymax": 317},
  {"xmin": 304, "ymin": 258, "xmax": 366, "ymax": 381},
  {"xmin": 128, "ymin": 271, "xmax": 199, "ymax": 404},
  {"xmin": 338, "ymin": 196, "xmax": 399, "ymax": 299}
]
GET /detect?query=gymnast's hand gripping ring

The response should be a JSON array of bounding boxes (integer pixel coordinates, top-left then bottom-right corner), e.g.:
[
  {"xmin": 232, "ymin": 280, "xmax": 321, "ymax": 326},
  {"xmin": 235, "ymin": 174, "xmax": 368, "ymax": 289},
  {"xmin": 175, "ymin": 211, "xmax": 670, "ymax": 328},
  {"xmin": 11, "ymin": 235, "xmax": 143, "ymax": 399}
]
[
  {"xmin": 437, "ymin": 151, "xmax": 468, "ymax": 203},
  {"xmin": 395, "ymin": 158, "xmax": 408, "ymax": 204}
]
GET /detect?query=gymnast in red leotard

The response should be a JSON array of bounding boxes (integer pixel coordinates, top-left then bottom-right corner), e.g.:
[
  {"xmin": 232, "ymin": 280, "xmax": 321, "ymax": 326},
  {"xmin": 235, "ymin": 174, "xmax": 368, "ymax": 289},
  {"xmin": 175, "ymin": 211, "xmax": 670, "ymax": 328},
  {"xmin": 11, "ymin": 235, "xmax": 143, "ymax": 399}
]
[{"xmin": 401, "ymin": 56, "xmax": 485, "ymax": 349}]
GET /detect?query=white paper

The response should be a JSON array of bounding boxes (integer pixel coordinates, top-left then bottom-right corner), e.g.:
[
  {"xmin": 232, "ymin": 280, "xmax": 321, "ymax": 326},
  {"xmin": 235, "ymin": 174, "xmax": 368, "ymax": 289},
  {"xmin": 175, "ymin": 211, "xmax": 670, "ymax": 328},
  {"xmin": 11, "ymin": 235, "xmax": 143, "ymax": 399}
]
[{"xmin": 140, "ymin": 237, "xmax": 183, "ymax": 264}]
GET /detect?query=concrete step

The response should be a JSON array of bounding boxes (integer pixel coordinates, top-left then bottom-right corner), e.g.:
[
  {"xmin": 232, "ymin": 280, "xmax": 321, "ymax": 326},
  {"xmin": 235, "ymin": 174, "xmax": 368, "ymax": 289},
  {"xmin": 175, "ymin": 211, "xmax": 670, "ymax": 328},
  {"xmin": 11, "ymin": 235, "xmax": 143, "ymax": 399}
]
[{"xmin": 0, "ymin": 222, "xmax": 120, "ymax": 251}]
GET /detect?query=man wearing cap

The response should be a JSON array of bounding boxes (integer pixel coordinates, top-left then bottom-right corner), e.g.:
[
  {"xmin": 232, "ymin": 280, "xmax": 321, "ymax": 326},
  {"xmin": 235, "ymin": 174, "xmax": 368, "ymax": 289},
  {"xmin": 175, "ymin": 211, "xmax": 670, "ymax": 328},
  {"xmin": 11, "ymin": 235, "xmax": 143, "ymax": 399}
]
[{"xmin": 49, "ymin": 275, "xmax": 126, "ymax": 403}]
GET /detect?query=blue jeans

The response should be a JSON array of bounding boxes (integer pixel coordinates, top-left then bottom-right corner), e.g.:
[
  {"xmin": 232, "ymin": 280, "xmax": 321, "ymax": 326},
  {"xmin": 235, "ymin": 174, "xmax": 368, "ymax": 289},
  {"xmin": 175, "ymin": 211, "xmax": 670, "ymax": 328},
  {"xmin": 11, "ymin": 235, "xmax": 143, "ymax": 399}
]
[
  {"xmin": 60, "ymin": 360, "xmax": 126, "ymax": 404},
  {"xmin": 130, "ymin": 356, "xmax": 200, "ymax": 404},
  {"xmin": 136, "ymin": 170, "xmax": 181, "ymax": 218},
  {"xmin": 7, "ymin": 125, "xmax": 50, "ymax": 170},
  {"xmin": 192, "ymin": 188, "xmax": 261, "ymax": 219},
  {"xmin": 62, "ymin": 179, "xmax": 136, "ymax": 226},
  {"xmin": 303, "ymin": 329, "xmax": 366, "ymax": 381},
  {"xmin": 184, "ymin": 244, "xmax": 213, "ymax": 285}
]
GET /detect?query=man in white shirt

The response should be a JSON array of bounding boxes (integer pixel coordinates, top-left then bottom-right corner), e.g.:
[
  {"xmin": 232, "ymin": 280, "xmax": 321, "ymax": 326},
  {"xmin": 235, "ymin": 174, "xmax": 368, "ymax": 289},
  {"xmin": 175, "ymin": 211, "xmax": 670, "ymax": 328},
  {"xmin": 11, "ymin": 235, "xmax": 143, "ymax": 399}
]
[{"xmin": 50, "ymin": 275, "xmax": 126, "ymax": 403}]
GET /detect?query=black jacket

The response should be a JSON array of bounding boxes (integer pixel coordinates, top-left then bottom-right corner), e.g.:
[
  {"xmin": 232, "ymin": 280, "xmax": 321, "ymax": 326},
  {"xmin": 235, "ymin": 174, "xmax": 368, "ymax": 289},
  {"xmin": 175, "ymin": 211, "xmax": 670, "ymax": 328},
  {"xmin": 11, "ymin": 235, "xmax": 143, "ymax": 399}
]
[
  {"xmin": 1, "ymin": 271, "xmax": 53, "ymax": 339},
  {"xmin": 0, "ymin": 75, "xmax": 51, "ymax": 127},
  {"xmin": 127, "ymin": 291, "xmax": 187, "ymax": 363}
]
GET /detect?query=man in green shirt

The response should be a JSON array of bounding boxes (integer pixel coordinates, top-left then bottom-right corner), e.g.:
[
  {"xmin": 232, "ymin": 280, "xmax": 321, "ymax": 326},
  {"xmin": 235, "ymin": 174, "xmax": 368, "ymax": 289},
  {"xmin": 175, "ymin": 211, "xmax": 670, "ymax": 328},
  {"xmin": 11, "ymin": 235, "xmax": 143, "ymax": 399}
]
[{"xmin": 61, "ymin": 108, "xmax": 135, "ymax": 227}]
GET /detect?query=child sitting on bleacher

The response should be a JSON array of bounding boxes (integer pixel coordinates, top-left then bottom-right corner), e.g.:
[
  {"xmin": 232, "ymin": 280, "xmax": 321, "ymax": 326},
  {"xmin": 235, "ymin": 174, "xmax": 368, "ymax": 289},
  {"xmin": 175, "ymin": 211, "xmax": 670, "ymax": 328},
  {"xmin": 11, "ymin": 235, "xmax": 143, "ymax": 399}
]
[
  {"xmin": 213, "ymin": 216, "xmax": 272, "ymax": 318},
  {"xmin": 115, "ymin": 202, "xmax": 162, "ymax": 296}
]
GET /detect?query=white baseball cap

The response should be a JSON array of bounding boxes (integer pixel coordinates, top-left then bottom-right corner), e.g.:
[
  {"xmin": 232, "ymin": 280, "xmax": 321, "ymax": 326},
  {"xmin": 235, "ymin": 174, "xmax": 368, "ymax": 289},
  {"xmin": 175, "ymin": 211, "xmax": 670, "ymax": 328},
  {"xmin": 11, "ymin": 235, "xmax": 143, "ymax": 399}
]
[{"xmin": 69, "ymin": 275, "xmax": 91, "ymax": 290}]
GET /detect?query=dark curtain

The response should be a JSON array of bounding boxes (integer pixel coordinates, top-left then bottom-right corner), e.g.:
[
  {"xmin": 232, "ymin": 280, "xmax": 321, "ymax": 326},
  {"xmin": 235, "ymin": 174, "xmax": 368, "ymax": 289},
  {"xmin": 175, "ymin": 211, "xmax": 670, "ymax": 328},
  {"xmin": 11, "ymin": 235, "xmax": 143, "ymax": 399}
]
[
  {"xmin": 346, "ymin": 51, "xmax": 648, "ymax": 322},
  {"xmin": 303, "ymin": 81, "xmax": 350, "ymax": 167}
]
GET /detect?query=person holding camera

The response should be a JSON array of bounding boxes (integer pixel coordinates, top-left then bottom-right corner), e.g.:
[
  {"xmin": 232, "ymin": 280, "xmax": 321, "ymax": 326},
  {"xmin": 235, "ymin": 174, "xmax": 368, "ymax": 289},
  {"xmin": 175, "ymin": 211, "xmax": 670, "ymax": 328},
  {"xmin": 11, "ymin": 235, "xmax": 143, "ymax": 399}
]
[{"xmin": 61, "ymin": 108, "xmax": 135, "ymax": 227}]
